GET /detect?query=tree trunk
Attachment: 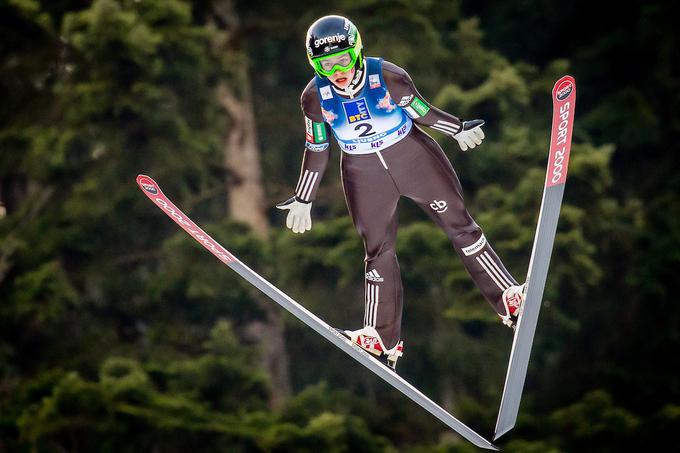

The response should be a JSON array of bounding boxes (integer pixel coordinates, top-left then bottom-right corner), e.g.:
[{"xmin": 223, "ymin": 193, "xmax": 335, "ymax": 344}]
[
  {"xmin": 217, "ymin": 79, "xmax": 269, "ymax": 238},
  {"xmin": 243, "ymin": 303, "xmax": 291, "ymax": 408},
  {"xmin": 210, "ymin": 1, "xmax": 291, "ymax": 407}
]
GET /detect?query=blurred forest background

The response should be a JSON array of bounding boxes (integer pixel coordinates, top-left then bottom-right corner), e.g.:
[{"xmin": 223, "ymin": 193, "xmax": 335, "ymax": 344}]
[{"xmin": 1, "ymin": 0, "xmax": 678, "ymax": 451}]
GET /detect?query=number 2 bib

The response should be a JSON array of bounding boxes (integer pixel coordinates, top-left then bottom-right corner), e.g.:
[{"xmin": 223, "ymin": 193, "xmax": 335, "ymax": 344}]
[{"xmin": 315, "ymin": 57, "xmax": 412, "ymax": 154}]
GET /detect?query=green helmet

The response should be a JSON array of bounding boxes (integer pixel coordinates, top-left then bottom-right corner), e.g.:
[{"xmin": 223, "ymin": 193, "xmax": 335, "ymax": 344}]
[{"xmin": 306, "ymin": 15, "xmax": 363, "ymax": 78}]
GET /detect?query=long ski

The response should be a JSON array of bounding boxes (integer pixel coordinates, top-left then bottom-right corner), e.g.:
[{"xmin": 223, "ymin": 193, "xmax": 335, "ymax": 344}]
[
  {"xmin": 494, "ymin": 75, "xmax": 576, "ymax": 440},
  {"xmin": 136, "ymin": 175, "xmax": 498, "ymax": 451}
]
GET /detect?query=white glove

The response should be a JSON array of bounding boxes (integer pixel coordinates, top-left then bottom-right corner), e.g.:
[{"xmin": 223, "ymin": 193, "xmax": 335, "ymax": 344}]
[
  {"xmin": 276, "ymin": 197, "xmax": 312, "ymax": 234},
  {"xmin": 454, "ymin": 119, "xmax": 485, "ymax": 151}
]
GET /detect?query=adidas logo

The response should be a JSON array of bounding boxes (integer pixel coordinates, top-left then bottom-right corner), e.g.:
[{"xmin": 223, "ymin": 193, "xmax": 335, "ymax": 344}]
[{"xmin": 366, "ymin": 269, "xmax": 384, "ymax": 282}]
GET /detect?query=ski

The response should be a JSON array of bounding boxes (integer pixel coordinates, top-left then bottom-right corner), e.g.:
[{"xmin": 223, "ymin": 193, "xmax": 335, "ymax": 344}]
[
  {"xmin": 494, "ymin": 75, "xmax": 576, "ymax": 440},
  {"xmin": 136, "ymin": 174, "xmax": 498, "ymax": 451}
]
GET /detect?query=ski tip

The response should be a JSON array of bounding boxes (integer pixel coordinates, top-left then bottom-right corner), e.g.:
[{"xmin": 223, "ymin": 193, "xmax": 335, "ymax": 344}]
[
  {"xmin": 136, "ymin": 175, "xmax": 162, "ymax": 197},
  {"xmin": 553, "ymin": 74, "xmax": 575, "ymax": 85},
  {"xmin": 552, "ymin": 75, "xmax": 576, "ymax": 101}
]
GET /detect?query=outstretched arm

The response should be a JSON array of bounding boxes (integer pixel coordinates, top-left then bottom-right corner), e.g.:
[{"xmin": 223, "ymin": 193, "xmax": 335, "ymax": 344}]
[
  {"xmin": 382, "ymin": 61, "xmax": 485, "ymax": 151},
  {"xmin": 276, "ymin": 80, "xmax": 331, "ymax": 233}
]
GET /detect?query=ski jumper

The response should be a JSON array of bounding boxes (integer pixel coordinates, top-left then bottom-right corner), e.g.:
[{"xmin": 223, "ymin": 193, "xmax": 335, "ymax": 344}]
[{"xmin": 295, "ymin": 58, "xmax": 518, "ymax": 348}]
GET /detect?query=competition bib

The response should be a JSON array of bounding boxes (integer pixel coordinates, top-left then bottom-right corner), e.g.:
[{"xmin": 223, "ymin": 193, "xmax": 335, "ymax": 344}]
[{"xmin": 316, "ymin": 57, "xmax": 412, "ymax": 154}]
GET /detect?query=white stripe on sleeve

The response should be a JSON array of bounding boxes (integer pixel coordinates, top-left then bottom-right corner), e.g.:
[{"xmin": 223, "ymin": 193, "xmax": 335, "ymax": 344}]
[
  {"xmin": 431, "ymin": 124, "xmax": 458, "ymax": 136},
  {"xmin": 436, "ymin": 120, "xmax": 461, "ymax": 132},
  {"xmin": 295, "ymin": 170, "xmax": 309, "ymax": 195},
  {"xmin": 404, "ymin": 106, "xmax": 420, "ymax": 118},
  {"xmin": 301, "ymin": 171, "xmax": 319, "ymax": 201}
]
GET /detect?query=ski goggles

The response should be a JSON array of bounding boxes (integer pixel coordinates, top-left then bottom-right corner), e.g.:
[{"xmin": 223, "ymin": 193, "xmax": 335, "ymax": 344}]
[{"xmin": 311, "ymin": 47, "xmax": 361, "ymax": 77}]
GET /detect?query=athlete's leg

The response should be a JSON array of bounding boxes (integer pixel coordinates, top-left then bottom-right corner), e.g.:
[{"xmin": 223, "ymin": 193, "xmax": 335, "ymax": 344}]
[
  {"xmin": 341, "ymin": 152, "xmax": 403, "ymax": 349},
  {"xmin": 391, "ymin": 128, "xmax": 518, "ymax": 315}
]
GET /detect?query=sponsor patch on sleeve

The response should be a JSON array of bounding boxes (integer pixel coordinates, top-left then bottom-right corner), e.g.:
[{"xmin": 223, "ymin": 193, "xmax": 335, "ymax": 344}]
[
  {"xmin": 305, "ymin": 117, "xmax": 314, "ymax": 142},
  {"xmin": 462, "ymin": 234, "xmax": 487, "ymax": 256},
  {"xmin": 398, "ymin": 94, "xmax": 413, "ymax": 107},
  {"xmin": 410, "ymin": 97, "xmax": 430, "ymax": 117},
  {"xmin": 305, "ymin": 141, "xmax": 329, "ymax": 152},
  {"xmin": 313, "ymin": 122, "xmax": 327, "ymax": 142}
]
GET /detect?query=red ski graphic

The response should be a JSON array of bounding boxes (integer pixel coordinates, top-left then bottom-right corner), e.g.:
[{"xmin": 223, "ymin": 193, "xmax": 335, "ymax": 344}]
[
  {"xmin": 547, "ymin": 77, "xmax": 575, "ymax": 187},
  {"xmin": 137, "ymin": 175, "xmax": 235, "ymax": 265}
]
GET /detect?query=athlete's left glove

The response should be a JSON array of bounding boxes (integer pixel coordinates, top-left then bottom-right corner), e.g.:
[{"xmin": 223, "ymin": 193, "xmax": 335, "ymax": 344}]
[
  {"xmin": 276, "ymin": 197, "xmax": 312, "ymax": 234},
  {"xmin": 454, "ymin": 119, "xmax": 485, "ymax": 151}
]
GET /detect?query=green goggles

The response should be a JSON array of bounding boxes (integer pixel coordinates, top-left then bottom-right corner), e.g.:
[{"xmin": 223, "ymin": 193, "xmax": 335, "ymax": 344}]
[{"xmin": 311, "ymin": 48, "xmax": 361, "ymax": 77}]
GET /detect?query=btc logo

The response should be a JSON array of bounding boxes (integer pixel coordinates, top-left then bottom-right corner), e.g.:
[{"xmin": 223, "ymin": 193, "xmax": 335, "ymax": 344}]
[{"xmin": 343, "ymin": 98, "xmax": 372, "ymax": 124}]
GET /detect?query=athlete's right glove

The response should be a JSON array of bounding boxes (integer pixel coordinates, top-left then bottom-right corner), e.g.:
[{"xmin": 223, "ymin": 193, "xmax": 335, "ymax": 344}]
[
  {"xmin": 454, "ymin": 119, "xmax": 485, "ymax": 151},
  {"xmin": 276, "ymin": 197, "xmax": 312, "ymax": 234}
]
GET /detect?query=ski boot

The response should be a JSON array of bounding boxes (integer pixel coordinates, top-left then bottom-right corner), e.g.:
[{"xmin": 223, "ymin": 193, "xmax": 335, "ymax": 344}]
[
  {"xmin": 499, "ymin": 283, "xmax": 527, "ymax": 329},
  {"xmin": 336, "ymin": 326, "xmax": 404, "ymax": 370}
]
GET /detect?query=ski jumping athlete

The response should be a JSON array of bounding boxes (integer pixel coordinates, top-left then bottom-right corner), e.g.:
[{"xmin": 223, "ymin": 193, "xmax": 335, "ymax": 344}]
[{"xmin": 277, "ymin": 15, "xmax": 526, "ymax": 370}]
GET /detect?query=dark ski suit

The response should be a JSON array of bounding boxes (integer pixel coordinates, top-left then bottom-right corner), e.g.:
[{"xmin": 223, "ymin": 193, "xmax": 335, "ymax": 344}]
[{"xmin": 293, "ymin": 58, "xmax": 518, "ymax": 349}]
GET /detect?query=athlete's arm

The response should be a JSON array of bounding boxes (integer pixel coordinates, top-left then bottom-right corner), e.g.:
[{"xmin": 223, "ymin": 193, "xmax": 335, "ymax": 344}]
[
  {"xmin": 382, "ymin": 61, "xmax": 485, "ymax": 151},
  {"xmin": 276, "ymin": 80, "xmax": 331, "ymax": 233},
  {"xmin": 294, "ymin": 80, "xmax": 331, "ymax": 203}
]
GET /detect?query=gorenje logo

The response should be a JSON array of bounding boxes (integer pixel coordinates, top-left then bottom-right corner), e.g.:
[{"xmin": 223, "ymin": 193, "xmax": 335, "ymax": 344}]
[
  {"xmin": 314, "ymin": 33, "xmax": 346, "ymax": 48},
  {"xmin": 139, "ymin": 177, "xmax": 158, "ymax": 194}
]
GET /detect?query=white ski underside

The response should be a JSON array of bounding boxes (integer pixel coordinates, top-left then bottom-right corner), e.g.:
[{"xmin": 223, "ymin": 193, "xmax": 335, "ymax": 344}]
[
  {"xmin": 137, "ymin": 175, "xmax": 498, "ymax": 451},
  {"xmin": 494, "ymin": 183, "xmax": 565, "ymax": 440}
]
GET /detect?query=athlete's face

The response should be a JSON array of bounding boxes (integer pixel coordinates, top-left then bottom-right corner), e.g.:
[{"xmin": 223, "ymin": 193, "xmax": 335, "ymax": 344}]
[{"xmin": 329, "ymin": 67, "xmax": 356, "ymax": 89}]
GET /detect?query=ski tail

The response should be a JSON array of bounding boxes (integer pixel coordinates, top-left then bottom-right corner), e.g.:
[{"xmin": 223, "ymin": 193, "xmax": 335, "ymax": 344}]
[
  {"xmin": 494, "ymin": 75, "xmax": 576, "ymax": 440},
  {"xmin": 136, "ymin": 175, "xmax": 498, "ymax": 450}
]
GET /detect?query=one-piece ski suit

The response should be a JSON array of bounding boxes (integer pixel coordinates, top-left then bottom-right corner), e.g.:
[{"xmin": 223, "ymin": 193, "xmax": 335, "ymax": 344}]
[{"xmin": 293, "ymin": 57, "xmax": 518, "ymax": 349}]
